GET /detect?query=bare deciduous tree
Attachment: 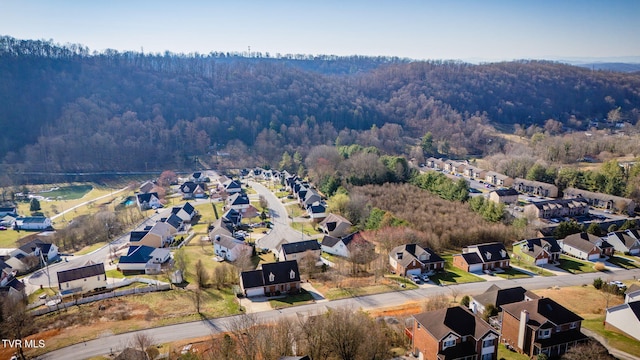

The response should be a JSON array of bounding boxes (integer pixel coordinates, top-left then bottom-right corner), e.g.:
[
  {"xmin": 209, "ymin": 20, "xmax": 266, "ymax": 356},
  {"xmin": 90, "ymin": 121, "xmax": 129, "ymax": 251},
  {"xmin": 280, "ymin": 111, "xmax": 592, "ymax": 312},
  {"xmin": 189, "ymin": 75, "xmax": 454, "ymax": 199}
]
[{"xmin": 131, "ymin": 332, "xmax": 155, "ymax": 360}]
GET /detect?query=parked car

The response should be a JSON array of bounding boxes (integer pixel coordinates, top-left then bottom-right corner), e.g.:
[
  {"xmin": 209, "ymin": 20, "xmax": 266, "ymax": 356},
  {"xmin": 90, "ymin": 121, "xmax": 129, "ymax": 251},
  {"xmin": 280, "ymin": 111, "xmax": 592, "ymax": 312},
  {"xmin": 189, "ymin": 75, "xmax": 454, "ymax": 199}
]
[
  {"xmin": 421, "ymin": 274, "xmax": 430, "ymax": 282},
  {"xmin": 410, "ymin": 274, "xmax": 421, "ymax": 284},
  {"xmin": 0, "ymin": 226, "xmax": 6, "ymax": 230},
  {"xmin": 610, "ymin": 281, "xmax": 626, "ymax": 289}
]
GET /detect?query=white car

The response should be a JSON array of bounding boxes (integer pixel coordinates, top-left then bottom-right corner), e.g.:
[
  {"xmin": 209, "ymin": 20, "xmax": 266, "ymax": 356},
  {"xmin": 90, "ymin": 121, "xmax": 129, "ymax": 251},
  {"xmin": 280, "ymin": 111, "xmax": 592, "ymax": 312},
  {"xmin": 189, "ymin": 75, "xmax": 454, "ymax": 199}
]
[
  {"xmin": 410, "ymin": 274, "xmax": 421, "ymax": 284},
  {"xmin": 421, "ymin": 274, "xmax": 430, "ymax": 282},
  {"xmin": 610, "ymin": 281, "xmax": 626, "ymax": 289}
]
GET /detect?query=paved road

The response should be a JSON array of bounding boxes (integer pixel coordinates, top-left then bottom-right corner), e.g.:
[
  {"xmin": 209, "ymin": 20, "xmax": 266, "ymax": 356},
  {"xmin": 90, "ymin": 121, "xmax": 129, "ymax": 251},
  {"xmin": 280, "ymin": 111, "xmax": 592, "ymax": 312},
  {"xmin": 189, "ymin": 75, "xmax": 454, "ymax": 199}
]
[
  {"xmin": 39, "ymin": 267, "xmax": 640, "ymax": 360},
  {"xmin": 250, "ymin": 181, "xmax": 310, "ymax": 251}
]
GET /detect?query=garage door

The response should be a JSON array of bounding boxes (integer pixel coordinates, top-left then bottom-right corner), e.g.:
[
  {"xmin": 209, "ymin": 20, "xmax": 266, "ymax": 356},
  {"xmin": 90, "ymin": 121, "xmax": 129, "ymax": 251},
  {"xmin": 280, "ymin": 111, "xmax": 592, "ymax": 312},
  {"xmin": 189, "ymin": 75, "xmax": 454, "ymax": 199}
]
[
  {"xmin": 245, "ymin": 287, "xmax": 264, "ymax": 297},
  {"xmin": 588, "ymin": 253, "xmax": 600, "ymax": 261},
  {"xmin": 469, "ymin": 264, "xmax": 483, "ymax": 273},
  {"xmin": 406, "ymin": 268, "xmax": 422, "ymax": 276},
  {"xmin": 535, "ymin": 258, "xmax": 548, "ymax": 266}
]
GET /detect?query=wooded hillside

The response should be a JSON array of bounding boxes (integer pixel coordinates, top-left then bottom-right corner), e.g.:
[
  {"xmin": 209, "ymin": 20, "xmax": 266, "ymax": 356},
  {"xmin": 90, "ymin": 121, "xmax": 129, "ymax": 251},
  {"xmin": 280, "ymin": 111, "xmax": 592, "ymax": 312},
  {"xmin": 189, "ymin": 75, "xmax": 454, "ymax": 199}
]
[{"xmin": 1, "ymin": 36, "xmax": 639, "ymax": 174}]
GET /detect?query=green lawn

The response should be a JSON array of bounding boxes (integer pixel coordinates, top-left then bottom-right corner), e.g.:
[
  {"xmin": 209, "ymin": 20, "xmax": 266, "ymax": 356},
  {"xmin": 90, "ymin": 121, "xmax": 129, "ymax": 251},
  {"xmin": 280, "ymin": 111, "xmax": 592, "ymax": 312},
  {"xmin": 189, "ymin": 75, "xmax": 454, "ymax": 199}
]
[
  {"xmin": 324, "ymin": 281, "xmax": 416, "ymax": 300},
  {"xmin": 430, "ymin": 255, "xmax": 486, "ymax": 285},
  {"xmin": 269, "ymin": 289, "xmax": 315, "ymax": 308},
  {"xmin": 74, "ymin": 242, "xmax": 107, "ymax": 255},
  {"xmin": 510, "ymin": 246, "xmax": 556, "ymax": 276},
  {"xmin": 583, "ymin": 317, "xmax": 640, "ymax": 358},
  {"xmin": 607, "ymin": 255, "xmax": 640, "ymax": 269},
  {"xmin": 557, "ymin": 255, "xmax": 597, "ymax": 274},
  {"xmin": 286, "ymin": 204, "xmax": 306, "ymax": 218},
  {"xmin": 497, "ymin": 344, "xmax": 529, "ymax": 360},
  {"xmin": 495, "ymin": 268, "xmax": 531, "ymax": 279},
  {"xmin": 0, "ymin": 229, "xmax": 22, "ymax": 248},
  {"xmin": 105, "ymin": 269, "xmax": 125, "ymax": 279},
  {"xmin": 28, "ymin": 287, "xmax": 57, "ymax": 303},
  {"xmin": 38, "ymin": 184, "xmax": 94, "ymax": 200}
]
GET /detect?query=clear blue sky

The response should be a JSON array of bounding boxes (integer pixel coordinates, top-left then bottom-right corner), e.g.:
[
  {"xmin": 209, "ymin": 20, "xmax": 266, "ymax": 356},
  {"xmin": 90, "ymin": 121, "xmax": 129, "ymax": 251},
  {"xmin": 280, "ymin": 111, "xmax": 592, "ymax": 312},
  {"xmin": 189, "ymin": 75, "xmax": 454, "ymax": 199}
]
[{"xmin": 1, "ymin": 0, "xmax": 639, "ymax": 62}]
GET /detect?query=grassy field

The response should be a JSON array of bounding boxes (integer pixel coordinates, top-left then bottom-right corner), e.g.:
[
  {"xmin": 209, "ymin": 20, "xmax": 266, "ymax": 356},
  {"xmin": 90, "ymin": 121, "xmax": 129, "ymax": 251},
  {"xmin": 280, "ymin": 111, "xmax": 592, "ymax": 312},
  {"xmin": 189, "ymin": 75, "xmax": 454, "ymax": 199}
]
[
  {"xmin": 497, "ymin": 344, "xmax": 529, "ymax": 360},
  {"xmin": 557, "ymin": 255, "xmax": 597, "ymax": 274},
  {"xmin": 269, "ymin": 289, "xmax": 315, "ymax": 308},
  {"xmin": 285, "ymin": 204, "xmax": 306, "ymax": 218},
  {"xmin": 74, "ymin": 242, "xmax": 107, "ymax": 255},
  {"xmin": 510, "ymin": 246, "xmax": 557, "ymax": 276},
  {"xmin": 430, "ymin": 255, "xmax": 486, "ymax": 285}
]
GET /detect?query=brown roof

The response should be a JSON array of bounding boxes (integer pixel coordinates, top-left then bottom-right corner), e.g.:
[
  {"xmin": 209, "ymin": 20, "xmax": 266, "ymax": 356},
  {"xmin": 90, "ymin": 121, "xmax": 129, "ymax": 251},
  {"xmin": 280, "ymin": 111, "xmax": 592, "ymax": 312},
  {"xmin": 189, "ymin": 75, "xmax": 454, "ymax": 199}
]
[{"xmin": 501, "ymin": 298, "xmax": 582, "ymax": 328}]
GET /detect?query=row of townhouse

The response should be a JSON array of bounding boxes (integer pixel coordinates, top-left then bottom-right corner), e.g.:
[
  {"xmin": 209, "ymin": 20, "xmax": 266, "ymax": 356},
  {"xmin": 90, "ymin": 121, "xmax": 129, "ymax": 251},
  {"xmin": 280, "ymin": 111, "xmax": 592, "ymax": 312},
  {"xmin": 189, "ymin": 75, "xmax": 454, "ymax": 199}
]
[
  {"xmin": 409, "ymin": 291, "xmax": 588, "ymax": 360},
  {"xmin": 284, "ymin": 172, "xmax": 327, "ymax": 221}
]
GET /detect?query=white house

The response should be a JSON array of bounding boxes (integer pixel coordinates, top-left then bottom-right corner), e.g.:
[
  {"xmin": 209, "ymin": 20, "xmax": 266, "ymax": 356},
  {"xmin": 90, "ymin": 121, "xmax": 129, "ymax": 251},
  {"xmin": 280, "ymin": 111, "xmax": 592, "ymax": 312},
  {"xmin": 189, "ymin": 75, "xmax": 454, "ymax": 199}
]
[
  {"xmin": 12, "ymin": 238, "xmax": 58, "ymax": 262},
  {"xmin": 307, "ymin": 202, "xmax": 327, "ymax": 222},
  {"xmin": 321, "ymin": 232, "xmax": 371, "ymax": 258},
  {"xmin": 606, "ymin": 300, "xmax": 640, "ymax": 341},
  {"xmin": 604, "ymin": 230, "xmax": 640, "ymax": 255},
  {"xmin": 57, "ymin": 262, "xmax": 107, "ymax": 295},
  {"xmin": 171, "ymin": 202, "xmax": 198, "ymax": 222},
  {"xmin": 278, "ymin": 240, "xmax": 321, "ymax": 262},
  {"xmin": 136, "ymin": 192, "xmax": 162, "ymax": 210},
  {"xmin": 227, "ymin": 193, "xmax": 250, "ymax": 211},
  {"xmin": 15, "ymin": 216, "xmax": 52, "ymax": 231},
  {"xmin": 318, "ymin": 213, "xmax": 352, "ymax": 238},
  {"xmin": 560, "ymin": 233, "xmax": 603, "ymax": 261},
  {"xmin": 213, "ymin": 234, "xmax": 252, "ymax": 262}
]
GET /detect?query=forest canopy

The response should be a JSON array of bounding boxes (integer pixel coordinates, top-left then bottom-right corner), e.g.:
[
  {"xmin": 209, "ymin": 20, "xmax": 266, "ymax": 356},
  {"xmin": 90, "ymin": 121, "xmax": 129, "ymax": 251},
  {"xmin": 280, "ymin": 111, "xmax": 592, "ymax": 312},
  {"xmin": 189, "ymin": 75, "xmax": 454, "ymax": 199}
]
[{"xmin": 1, "ymin": 35, "xmax": 640, "ymax": 175}]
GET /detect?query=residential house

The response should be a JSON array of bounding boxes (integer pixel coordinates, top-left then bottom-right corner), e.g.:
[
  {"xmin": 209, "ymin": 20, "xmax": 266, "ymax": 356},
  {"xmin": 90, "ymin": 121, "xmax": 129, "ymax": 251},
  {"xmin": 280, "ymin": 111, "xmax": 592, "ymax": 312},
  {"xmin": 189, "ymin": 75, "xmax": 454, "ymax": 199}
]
[
  {"xmin": 560, "ymin": 232, "xmax": 611, "ymax": 260},
  {"xmin": 513, "ymin": 178, "xmax": 558, "ymax": 198},
  {"xmin": 388, "ymin": 244, "xmax": 445, "ymax": 276},
  {"xmin": 118, "ymin": 245, "xmax": 171, "ymax": 274},
  {"xmin": 222, "ymin": 208, "xmax": 243, "ymax": 227},
  {"xmin": 0, "ymin": 206, "xmax": 17, "ymax": 217},
  {"xmin": 302, "ymin": 190, "xmax": 322, "ymax": 209},
  {"xmin": 278, "ymin": 240, "xmax": 321, "ymax": 262},
  {"xmin": 488, "ymin": 188, "xmax": 519, "ymax": 204},
  {"xmin": 160, "ymin": 213, "xmax": 184, "ymax": 232},
  {"xmin": 0, "ymin": 213, "xmax": 18, "ymax": 228},
  {"xmin": 307, "ymin": 201, "xmax": 327, "ymax": 222},
  {"xmin": 171, "ymin": 201, "xmax": 198, "ymax": 222},
  {"xmin": 426, "ymin": 157, "xmax": 446, "ymax": 171},
  {"xmin": 603, "ymin": 230, "xmax": 640, "ymax": 255},
  {"xmin": 513, "ymin": 237, "xmax": 562, "ymax": 265},
  {"xmin": 139, "ymin": 180, "xmax": 155, "ymax": 194},
  {"xmin": 318, "ymin": 213, "xmax": 352, "ymax": 238},
  {"xmin": 213, "ymin": 234, "xmax": 252, "ymax": 262},
  {"xmin": 0, "ymin": 260, "xmax": 13, "ymax": 287},
  {"xmin": 191, "ymin": 172, "xmax": 207, "ymax": 183},
  {"xmin": 179, "ymin": 182, "xmax": 208, "ymax": 199},
  {"xmin": 136, "ymin": 192, "xmax": 161, "ymax": 210},
  {"xmin": 500, "ymin": 298, "xmax": 588, "ymax": 358},
  {"xmin": 239, "ymin": 260, "xmax": 301, "ymax": 297},
  {"xmin": 484, "ymin": 171, "xmax": 513, "ymax": 187},
  {"xmin": 605, "ymin": 300, "xmax": 640, "ymax": 342},
  {"xmin": 523, "ymin": 199, "xmax": 589, "ymax": 220},
  {"xmin": 444, "ymin": 160, "xmax": 466, "ymax": 174},
  {"xmin": 563, "ymin": 187, "xmax": 636, "ymax": 215},
  {"xmin": 223, "ymin": 179, "xmax": 243, "ymax": 194},
  {"xmin": 208, "ymin": 217, "xmax": 235, "ymax": 239},
  {"xmin": 15, "ymin": 216, "xmax": 52, "ymax": 231},
  {"xmin": 410, "ymin": 306, "xmax": 499, "ymax": 360},
  {"xmin": 57, "ymin": 262, "xmax": 107, "ymax": 295},
  {"xmin": 462, "ymin": 165, "xmax": 487, "ymax": 180},
  {"xmin": 453, "ymin": 242, "xmax": 510, "ymax": 273},
  {"xmin": 128, "ymin": 222, "xmax": 174, "ymax": 248},
  {"xmin": 227, "ymin": 193, "xmax": 250, "ymax": 211},
  {"xmin": 12, "ymin": 238, "xmax": 58, "ymax": 262},
  {"xmin": 469, "ymin": 285, "xmax": 539, "ymax": 315},
  {"xmin": 0, "ymin": 277, "xmax": 26, "ymax": 299},
  {"xmin": 321, "ymin": 232, "xmax": 372, "ymax": 258},
  {"xmin": 624, "ymin": 284, "xmax": 640, "ymax": 304}
]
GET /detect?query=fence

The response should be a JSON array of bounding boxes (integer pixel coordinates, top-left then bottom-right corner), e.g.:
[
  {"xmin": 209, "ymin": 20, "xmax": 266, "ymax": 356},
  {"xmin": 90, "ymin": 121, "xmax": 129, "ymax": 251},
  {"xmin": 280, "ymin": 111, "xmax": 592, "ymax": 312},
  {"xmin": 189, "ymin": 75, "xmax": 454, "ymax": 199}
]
[{"xmin": 30, "ymin": 282, "xmax": 171, "ymax": 316}]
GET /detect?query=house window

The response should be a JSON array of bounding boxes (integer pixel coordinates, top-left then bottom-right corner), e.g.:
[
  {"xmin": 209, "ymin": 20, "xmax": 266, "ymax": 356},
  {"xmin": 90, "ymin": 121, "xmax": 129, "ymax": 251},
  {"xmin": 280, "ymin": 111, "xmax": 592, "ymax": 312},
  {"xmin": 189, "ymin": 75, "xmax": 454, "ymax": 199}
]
[
  {"xmin": 66, "ymin": 283, "xmax": 69, "ymax": 288},
  {"xmin": 481, "ymin": 353, "xmax": 493, "ymax": 360},
  {"xmin": 538, "ymin": 329, "xmax": 551, "ymax": 339},
  {"xmin": 483, "ymin": 339, "xmax": 493, "ymax": 348},
  {"xmin": 97, "ymin": 275, "xmax": 101, "ymax": 281},
  {"xmin": 570, "ymin": 322, "xmax": 578, "ymax": 329},
  {"xmin": 443, "ymin": 339, "xmax": 456, "ymax": 348},
  {"xmin": 290, "ymin": 270, "xmax": 296, "ymax": 279},
  {"xmin": 269, "ymin": 272, "xmax": 275, "ymax": 282}
]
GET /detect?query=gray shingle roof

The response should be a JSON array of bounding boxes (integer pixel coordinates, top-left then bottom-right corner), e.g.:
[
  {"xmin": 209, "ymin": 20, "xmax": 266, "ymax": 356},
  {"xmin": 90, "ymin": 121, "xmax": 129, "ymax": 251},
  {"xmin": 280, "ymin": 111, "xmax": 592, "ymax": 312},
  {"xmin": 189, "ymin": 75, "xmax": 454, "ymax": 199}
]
[
  {"xmin": 413, "ymin": 306, "xmax": 494, "ymax": 340},
  {"xmin": 57, "ymin": 263, "xmax": 105, "ymax": 283},
  {"xmin": 281, "ymin": 240, "xmax": 321, "ymax": 255},
  {"xmin": 502, "ymin": 298, "xmax": 583, "ymax": 328}
]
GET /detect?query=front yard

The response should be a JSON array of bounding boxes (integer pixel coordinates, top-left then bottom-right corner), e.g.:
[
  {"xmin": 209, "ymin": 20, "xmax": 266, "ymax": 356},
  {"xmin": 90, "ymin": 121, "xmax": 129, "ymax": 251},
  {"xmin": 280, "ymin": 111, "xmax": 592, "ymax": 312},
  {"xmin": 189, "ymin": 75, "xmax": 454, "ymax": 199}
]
[
  {"xmin": 557, "ymin": 255, "xmax": 598, "ymax": 274},
  {"xmin": 606, "ymin": 255, "xmax": 640, "ymax": 269},
  {"xmin": 495, "ymin": 267, "xmax": 531, "ymax": 279}
]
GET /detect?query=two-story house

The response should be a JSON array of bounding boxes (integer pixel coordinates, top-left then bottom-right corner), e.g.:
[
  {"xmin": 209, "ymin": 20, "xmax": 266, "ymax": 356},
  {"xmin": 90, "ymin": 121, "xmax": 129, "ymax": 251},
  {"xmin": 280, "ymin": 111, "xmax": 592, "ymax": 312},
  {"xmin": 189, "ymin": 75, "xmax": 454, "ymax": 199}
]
[
  {"xmin": 388, "ymin": 243, "xmax": 445, "ymax": 276},
  {"xmin": 453, "ymin": 242, "xmax": 510, "ymax": 273},
  {"xmin": 278, "ymin": 240, "xmax": 321, "ymax": 263},
  {"xmin": 500, "ymin": 298, "xmax": 588, "ymax": 358},
  {"xmin": 410, "ymin": 306, "xmax": 499, "ymax": 360}
]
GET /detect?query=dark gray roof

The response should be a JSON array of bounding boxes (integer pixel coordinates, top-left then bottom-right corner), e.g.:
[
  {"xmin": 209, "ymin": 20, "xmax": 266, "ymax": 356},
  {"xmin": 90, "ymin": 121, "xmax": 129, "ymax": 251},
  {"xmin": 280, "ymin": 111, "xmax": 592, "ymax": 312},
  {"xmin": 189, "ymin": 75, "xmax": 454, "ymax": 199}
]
[
  {"xmin": 223, "ymin": 208, "xmax": 242, "ymax": 224},
  {"xmin": 262, "ymin": 260, "xmax": 300, "ymax": 286},
  {"xmin": 129, "ymin": 231, "xmax": 148, "ymax": 243},
  {"xmin": 515, "ymin": 237, "xmax": 561, "ymax": 258},
  {"xmin": 460, "ymin": 252, "xmax": 483, "ymax": 265},
  {"xmin": 468, "ymin": 242, "xmax": 510, "ymax": 263},
  {"xmin": 493, "ymin": 188, "xmax": 519, "ymax": 197},
  {"xmin": 390, "ymin": 244, "xmax": 445, "ymax": 268},
  {"xmin": 4, "ymin": 277, "xmax": 25, "ymax": 292},
  {"xmin": 182, "ymin": 201, "xmax": 196, "ymax": 215},
  {"xmin": 163, "ymin": 214, "xmax": 183, "ymax": 229},
  {"xmin": 57, "ymin": 263, "xmax": 105, "ymax": 283},
  {"xmin": 119, "ymin": 245, "xmax": 154, "ymax": 264},
  {"xmin": 472, "ymin": 285, "xmax": 540, "ymax": 309},
  {"xmin": 308, "ymin": 202, "xmax": 326, "ymax": 214},
  {"xmin": 321, "ymin": 235, "xmax": 341, "ymax": 247},
  {"xmin": 501, "ymin": 298, "xmax": 583, "ymax": 328},
  {"xmin": 241, "ymin": 269, "xmax": 264, "ymax": 289},
  {"xmin": 18, "ymin": 238, "xmax": 48, "ymax": 254},
  {"xmin": 281, "ymin": 240, "xmax": 321, "ymax": 255},
  {"xmin": 413, "ymin": 306, "xmax": 495, "ymax": 340},
  {"xmin": 136, "ymin": 192, "xmax": 158, "ymax": 203},
  {"xmin": 228, "ymin": 193, "xmax": 250, "ymax": 206}
]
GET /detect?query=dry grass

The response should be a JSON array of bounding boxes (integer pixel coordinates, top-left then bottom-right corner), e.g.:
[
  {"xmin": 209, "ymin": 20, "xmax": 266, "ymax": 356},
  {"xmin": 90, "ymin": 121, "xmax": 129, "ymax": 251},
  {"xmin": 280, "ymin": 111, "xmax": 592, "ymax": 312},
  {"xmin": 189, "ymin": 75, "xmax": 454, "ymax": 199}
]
[{"xmin": 534, "ymin": 285, "xmax": 624, "ymax": 319}]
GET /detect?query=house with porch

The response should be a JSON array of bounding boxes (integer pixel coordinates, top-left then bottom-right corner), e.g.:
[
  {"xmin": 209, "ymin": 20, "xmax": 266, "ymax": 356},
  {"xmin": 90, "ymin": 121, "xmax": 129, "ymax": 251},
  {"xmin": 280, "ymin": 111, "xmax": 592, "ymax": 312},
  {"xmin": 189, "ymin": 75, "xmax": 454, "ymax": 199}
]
[
  {"xmin": 321, "ymin": 232, "xmax": 372, "ymax": 258},
  {"xmin": 388, "ymin": 244, "xmax": 445, "ymax": 276},
  {"xmin": 409, "ymin": 306, "xmax": 499, "ymax": 360},
  {"xmin": 318, "ymin": 213, "xmax": 352, "ymax": 238},
  {"xmin": 239, "ymin": 260, "xmax": 301, "ymax": 297},
  {"xmin": 500, "ymin": 298, "xmax": 588, "ymax": 358},
  {"xmin": 136, "ymin": 192, "xmax": 161, "ymax": 210},
  {"xmin": 12, "ymin": 238, "xmax": 58, "ymax": 263},
  {"xmin": 453, "ymin": 242, "xmax": 510, "ymax": 273}
]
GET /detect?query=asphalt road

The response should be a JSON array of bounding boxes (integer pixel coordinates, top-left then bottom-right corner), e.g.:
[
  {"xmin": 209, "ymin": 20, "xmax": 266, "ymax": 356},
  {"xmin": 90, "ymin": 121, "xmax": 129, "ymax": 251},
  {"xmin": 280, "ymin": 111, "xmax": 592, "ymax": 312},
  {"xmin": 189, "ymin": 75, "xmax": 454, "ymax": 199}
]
[
  {"xmin": 250, "ymin": 180, "xmax": 310, "ymax": 251},
  {"xmin": 38, "ymin": 267, "xmax": 640, "ymax": 360}
]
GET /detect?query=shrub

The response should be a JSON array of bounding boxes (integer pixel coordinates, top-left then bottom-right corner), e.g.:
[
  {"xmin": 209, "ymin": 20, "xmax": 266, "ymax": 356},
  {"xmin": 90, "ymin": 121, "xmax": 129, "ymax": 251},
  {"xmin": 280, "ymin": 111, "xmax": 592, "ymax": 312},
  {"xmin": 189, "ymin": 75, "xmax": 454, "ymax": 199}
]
[
  {"xmin": 593, "ymin": 277, "xmax": 603, "ymax": 289},
  {"xmin": 594, "ymin": 262, "xmax": 607, "ymax": 271},
  {"xmin": 460, "ymin": 295, "xmax": 470, "ymax": 307}
]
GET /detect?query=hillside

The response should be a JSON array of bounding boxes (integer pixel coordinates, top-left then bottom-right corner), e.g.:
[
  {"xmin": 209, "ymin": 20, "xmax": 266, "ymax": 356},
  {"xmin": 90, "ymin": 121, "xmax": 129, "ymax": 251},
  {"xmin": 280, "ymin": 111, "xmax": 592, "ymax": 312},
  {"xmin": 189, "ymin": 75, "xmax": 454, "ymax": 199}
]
[{"xmin": 1, "ymin": 36, "xmax": 640, "ymax": 174}]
